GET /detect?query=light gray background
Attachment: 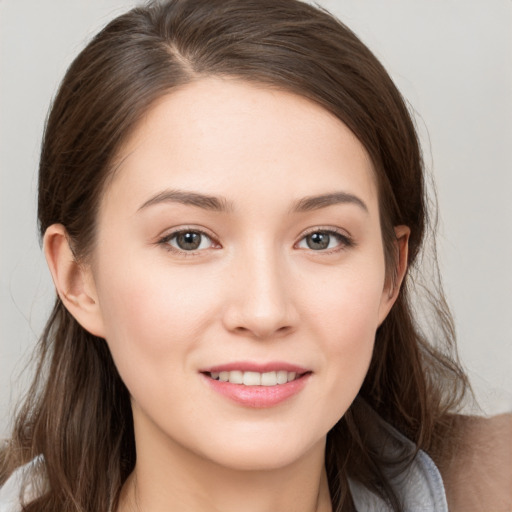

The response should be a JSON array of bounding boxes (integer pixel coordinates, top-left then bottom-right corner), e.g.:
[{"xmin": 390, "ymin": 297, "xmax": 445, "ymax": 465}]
[{"xmin": 1, "ymin": 0, "xmax": 511, "ymax": 438}]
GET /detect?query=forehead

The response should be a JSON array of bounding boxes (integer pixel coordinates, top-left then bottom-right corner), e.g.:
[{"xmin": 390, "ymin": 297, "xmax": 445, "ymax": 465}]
[{"xmin": 103, "ymin": 77, "xmax": 378, "ymax": 215}]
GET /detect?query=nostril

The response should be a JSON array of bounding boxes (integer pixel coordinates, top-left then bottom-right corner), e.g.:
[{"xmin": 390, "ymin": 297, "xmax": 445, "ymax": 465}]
[
  {"xmin": 235, "ymin": 324, "xmax": 294, "ymax": 339},
  {"xmin": 221, "ymin": 297, "xmax": 298, "ymax": 338}
]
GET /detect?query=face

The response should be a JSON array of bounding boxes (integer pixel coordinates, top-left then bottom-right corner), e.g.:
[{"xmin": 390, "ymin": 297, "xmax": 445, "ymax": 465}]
[{"xmin": 82, "ymin": 78, "xmax": 399, "ymax": 471}]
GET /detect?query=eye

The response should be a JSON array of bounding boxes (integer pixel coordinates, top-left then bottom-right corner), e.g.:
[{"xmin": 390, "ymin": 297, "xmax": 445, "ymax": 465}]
[
  {"xmin": 161, "ymin": 229, "xmax": 215, "ymax": 252},
  {"xmin": 297, "ymin": 230, "xmax": 351, "ymax": 251}
]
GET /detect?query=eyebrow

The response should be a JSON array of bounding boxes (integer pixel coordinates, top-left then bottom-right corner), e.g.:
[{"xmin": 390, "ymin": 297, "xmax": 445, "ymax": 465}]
[
  {"xmin": 138, "ymin": 189, "xmax": 368, "ymax": 214},
  {"xmin": 291, "ymin": 192, "xmax": 368, "ymax": 213},
  {"xmin": 138, "ymin": 189, "xmax": 233, "ymax": 212}
]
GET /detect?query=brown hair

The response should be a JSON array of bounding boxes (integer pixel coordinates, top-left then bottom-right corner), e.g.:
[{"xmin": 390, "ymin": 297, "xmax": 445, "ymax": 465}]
[{"xmin": 1, "ymin": 0, "xmax": 469, "ymax": 510}]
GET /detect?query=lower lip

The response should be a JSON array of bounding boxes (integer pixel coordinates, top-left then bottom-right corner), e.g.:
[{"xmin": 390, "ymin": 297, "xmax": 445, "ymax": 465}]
[{"xmin": 201, "ymin": 373, "xmax": 311, "ymax": 408}]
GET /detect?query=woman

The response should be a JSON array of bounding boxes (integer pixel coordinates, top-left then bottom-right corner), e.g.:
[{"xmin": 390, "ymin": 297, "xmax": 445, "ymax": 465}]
[{"xmin": 0, "ymin": 1, "xmax": 510, "ymax": 511}]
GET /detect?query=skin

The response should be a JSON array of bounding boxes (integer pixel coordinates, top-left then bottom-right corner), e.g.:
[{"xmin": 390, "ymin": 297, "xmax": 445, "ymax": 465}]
[{"xmin": 44, "ymin": 78, "xmax": 409, "ymax": 512}]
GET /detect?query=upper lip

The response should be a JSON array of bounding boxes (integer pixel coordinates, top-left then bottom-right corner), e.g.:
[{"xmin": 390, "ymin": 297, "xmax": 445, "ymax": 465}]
[{"xmin": 200, "ymin": 361, "xmax": 310, "ymax": 374}]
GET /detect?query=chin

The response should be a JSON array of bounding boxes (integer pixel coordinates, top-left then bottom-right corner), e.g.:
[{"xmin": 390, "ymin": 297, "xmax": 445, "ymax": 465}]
[{"xmin": 195, "ymin": 431, "xmax": 326, "ymax": 472}]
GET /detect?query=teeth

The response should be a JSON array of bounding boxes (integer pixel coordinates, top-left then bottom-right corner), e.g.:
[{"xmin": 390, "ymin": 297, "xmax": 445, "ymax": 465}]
[
  {"xmin": 243, "ymin": 371, "xmax": 261, "ymax": 385},
  {"xmin": 229, "ymin": 370, "xmax": 243, "ymax": 384},
  {"xmin": 277, "ymin": 370, "xmax": 288, "ymax": 384},
  {"xmin": 261, "ymin": 371, "xmax": 277, "ymax": 386},
  {"xmin": 209, "ymin": 370, "xmax": 301, "ymax": 386}
]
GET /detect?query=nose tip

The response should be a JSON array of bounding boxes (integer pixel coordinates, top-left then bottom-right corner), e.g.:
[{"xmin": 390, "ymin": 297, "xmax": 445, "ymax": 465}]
[
  {"xmin": 230, "ymin": 317, "xmax": 295, "ymax": 340},
  {"xmin": 223, "ymin": 309, "xmax": 297, "ymax": 340},
  {"xmin": 221, "ymin": 258, "xmax": 298, "ymax": 339}
]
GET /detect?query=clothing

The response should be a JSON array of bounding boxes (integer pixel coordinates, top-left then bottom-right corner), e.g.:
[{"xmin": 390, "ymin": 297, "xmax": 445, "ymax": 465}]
[
  {"xmin": 0, "ymin": 455, "xmax": 45, "ymax": 512},
  {"xmin": 347, "ymin": 402, "xmax": 449, "ymax": 511},
  {"xmin": 348, "ymin": 450, "xmax": 448, "ymax": 511},
  {"xmin": 0, "ymin": 415, "xmax": 448, "ymax": 512},
  {"xmin": 348, "ymin": 436, "xmax": 448, "ymax": 511}
]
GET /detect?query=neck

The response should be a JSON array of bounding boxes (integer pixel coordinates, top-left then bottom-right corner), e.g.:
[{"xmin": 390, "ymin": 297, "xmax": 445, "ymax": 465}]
[{"xmin": 118, "ymin": 419, "xmax": 332, "ymax": 512}]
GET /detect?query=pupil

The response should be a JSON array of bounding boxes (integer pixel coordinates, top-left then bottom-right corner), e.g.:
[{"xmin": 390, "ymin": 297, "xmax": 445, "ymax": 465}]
[
  {"xmin": 307, "ymin": 232, "xmax": 329, "ymax": 250},
  {"xmin": 177, "ymin": 232, "xmax": 201, "ymax": 250}
]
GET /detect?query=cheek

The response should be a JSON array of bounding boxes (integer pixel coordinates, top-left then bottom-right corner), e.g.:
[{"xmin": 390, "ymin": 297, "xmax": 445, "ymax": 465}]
[
  {"xmin": 303, "ymin": 260, "xmax": 385, "ymax": 346},
  {"xmin": 299, "ymin": 264, "xmax": 385, "ymax": 421},
  {"xmin": 92, "ymin": 254, "xmax": 221, "ymax": 388}
]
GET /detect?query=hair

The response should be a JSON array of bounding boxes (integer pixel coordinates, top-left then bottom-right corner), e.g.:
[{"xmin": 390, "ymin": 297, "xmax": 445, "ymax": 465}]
[{"xmin": 1, "ymin": 0, "xmax": 469, "ymax": 510}]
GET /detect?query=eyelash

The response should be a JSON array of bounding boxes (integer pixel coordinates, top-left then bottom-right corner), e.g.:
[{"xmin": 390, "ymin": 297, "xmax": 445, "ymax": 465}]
[
  {"xmin": 157, "ymin": 227, "xmax": 220, "ymax": 256},
  {"xmin": 157, "ymin": 227, "xmax": 354, "ymax": 256},
  {"xmin": 295, "ymin": 227, "xmax": 354, "ymax": 254}
]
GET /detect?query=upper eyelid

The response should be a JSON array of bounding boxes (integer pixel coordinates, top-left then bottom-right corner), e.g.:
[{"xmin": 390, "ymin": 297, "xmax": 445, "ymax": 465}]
[
  {"xmin": 159, "ymin": 226, "xmax": 218, "ymax": 242},
  {"xmin": 297, "ymin": 226, "xmax": 351, "ymax": 239},
  {"xmin": 159, "ymin": 240, "xmax": 210, "ymax": 262},
  {"xmin": 294, "ymin": 227, "xmax": 354, "ymax": 251},
  {"xmin": 156, "ymin": 225, "xmax": 352, "ymax": 249},
  {"xmin": 157, "ymin": 228, "xmax": 221, "ymax": 256}
]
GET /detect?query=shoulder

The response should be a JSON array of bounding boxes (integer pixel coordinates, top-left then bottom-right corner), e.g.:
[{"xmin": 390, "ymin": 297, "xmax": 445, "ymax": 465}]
[
  {"xmin": 438, "ymin": 413, "xmax": 512, "ymax": 512},
  {"xmin": 349, "ymin": 401, "xmax": 449, "ymax": 511},
  {"xmin": 0, "ymin": 456, "xmax": 45, "ymax": 512},
  {"xmin": 349, "ymin": 447, "xmax": 449, "ymax": 512}
]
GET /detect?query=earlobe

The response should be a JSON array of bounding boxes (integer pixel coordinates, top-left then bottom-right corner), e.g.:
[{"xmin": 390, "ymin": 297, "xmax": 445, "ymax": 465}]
[
  {"xmin": 378, "ymin": 225, "xmax": 410, "ymax": 324},
  {"xmin": 43, "ymin": 224, "xmax": 105, "ymax": 338}
]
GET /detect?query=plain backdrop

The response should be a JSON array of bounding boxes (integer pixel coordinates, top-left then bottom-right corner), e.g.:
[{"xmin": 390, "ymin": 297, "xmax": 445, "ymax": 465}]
[{"xmin": 1, "ymin": 0, "xmax": 511, "ymax": 438}]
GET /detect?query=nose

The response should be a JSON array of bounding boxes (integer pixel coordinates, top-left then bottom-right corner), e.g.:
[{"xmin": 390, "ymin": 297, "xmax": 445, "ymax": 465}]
[{"xmin": 222, "ymin": 245, "xmax": 299, "ymax": 339}]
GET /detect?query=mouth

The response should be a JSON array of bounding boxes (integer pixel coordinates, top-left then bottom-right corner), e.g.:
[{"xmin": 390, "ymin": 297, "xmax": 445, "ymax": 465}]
[
  {"xmin": 205, "ymin": 370, "xmax": 306, "ymax": 386},
  {"xmin": 200, "ymin": 363, "xmax": 311, "ymax": 407}
]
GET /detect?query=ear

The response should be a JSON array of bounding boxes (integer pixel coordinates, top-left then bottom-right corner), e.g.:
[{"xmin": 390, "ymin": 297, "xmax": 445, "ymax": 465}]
[
  {"xmin": 43, "ymin": 224, "xmax": 106, "ymax": 338},
  {"xmin": 377, "ymin": 225, "xmax": 410, "ymax": 325}
]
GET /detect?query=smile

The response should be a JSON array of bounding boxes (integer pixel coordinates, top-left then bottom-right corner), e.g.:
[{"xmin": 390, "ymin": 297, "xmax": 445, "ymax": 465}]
[
  {"xmin": 200, "ymin": 363, "xmax": 311, "ymax": 408},
  {"xmin": 208, "ymin": 370, "xmax": 300, "ymax": 386}
]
